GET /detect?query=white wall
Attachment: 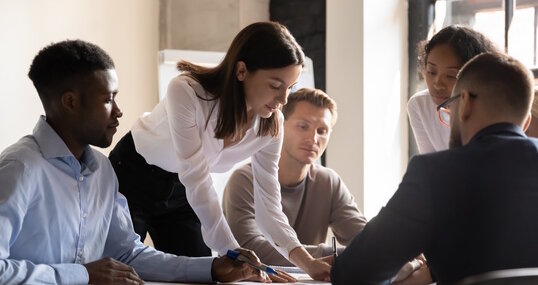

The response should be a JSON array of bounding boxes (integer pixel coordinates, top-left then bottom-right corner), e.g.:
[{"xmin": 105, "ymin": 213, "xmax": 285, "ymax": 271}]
[
  {"xmin": 159, "ymin": 0, "xmax": 269, "ymax": 51},
  {"xmin": 327, "ymin": 1, "xmax": 408, "ymax": 219},
  {"xmin": 326, "ymin": 1, "xmax": 366, "ymax": 212},
  {"xmin": 0, "ymin": 0, "xmax": 159, "ymax": 155},
  {"xmin": 363, "ymin": 0, "xmax": 409, "ymax": 218}
]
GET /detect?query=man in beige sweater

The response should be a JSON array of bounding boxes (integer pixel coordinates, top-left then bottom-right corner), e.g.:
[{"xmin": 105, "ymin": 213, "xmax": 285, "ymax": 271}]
[{"xmin": 222, "ymin": 88, "xmax": 367, "ymax": 266}]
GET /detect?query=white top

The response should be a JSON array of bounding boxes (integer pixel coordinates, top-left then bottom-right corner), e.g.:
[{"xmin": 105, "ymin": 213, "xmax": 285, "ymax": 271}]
[
  {"xmin": 407, "ymin": 89, "xmax": 450, "ymax": 154},
  {"xmin": 131, "ymin": 75, "xmax": 301, "ymax": 257}
]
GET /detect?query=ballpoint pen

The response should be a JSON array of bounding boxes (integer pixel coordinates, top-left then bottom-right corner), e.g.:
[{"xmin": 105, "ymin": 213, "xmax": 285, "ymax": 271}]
[
  {"xmin": 226, "ymin": 249, "xmax": 278, "ymax": 275},
  {"xmin": 332, "ymin": 236, "xmax": 337, "ymax": 259}
]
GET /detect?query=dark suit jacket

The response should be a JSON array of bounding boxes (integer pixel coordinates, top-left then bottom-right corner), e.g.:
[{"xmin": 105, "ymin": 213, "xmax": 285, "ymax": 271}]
[{"xmin": 331, "ymin": 123, "xmax": 538, "ymax": 285}]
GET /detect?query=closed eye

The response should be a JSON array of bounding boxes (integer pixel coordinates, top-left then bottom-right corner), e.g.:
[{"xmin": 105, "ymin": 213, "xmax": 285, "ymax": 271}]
[
  {"xmin": 297, "ymin": 123, "xmax": 309, "ymax": 130},
  {"xmin": 287, "ymin": 83, "xmax": 297, "ymax": 90}
]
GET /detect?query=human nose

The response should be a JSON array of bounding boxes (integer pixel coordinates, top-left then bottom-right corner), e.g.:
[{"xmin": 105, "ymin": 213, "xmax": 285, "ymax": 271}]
[
  {"xmin": 306, "ymin": 129, "xmax": 318, "ymax": 144},
  {"xmin": 433, "ymin": 74, "xmax": 446, "ymax": 90},
  {"xmin": 113, "ymin": 101, "xmax": 123, "ymax": 119},
  {"xmin": 276, "ymin": 89, "xmax": 288, "ymax": 105}
]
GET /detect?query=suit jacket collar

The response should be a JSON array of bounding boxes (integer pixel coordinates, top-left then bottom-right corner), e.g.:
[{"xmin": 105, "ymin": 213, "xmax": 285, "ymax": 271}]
[{"xmin": 468, "ymin": 122, "xmax": 525, "ymax": 144}]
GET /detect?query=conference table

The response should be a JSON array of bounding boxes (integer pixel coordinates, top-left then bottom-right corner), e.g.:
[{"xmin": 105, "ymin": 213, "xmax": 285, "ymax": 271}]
[{"xmin": 145, "ymin": 272, "xmax": 329, "ymax": 285}]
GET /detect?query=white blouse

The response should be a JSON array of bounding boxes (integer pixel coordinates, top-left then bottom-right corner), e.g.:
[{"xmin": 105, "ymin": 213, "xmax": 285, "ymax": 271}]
[
  {"xmin": 407, "ymin": 89, "xmax": 450, "ymax": 154},
  {"xmin": 131, "ymin": 75, "xmax": 301, "ymax": 257}
]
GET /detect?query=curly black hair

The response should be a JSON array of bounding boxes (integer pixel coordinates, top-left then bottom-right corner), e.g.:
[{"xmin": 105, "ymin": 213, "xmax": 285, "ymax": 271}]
[
  {"xmin": 28, "ymin": 39, "xmax": 114, "ymax": 101},
  {"xmin": 417, "ymin": 25, "xmax": 498, "ymax": 76}
]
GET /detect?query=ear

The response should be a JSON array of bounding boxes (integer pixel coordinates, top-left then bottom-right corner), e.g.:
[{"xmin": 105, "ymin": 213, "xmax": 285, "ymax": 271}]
[
  {"xmin": 60, "ymin": 90, "xmax": 81, "ymax": 113},
  {"xmin": 235, "ymin": 61, "xmax": 247, "ymax": 81},
  {"xmin": 522, "ymin": 112, "xmax": 532, "ymax": 132},
  {"xmin": 459, "ymin": 89, "xmax": 473, "ymax": 122}
]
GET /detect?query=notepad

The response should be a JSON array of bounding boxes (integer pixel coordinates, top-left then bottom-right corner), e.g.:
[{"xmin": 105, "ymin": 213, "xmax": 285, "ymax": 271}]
[{"xmin": 270, "ymin": 265, "xmax": 306, "ymax": 274}]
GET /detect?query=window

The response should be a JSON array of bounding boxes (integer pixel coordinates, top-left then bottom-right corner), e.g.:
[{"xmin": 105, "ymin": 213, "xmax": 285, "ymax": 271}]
[{"xmin": 433, "ymin": 0, "xmax": 538, "ymax": 67}]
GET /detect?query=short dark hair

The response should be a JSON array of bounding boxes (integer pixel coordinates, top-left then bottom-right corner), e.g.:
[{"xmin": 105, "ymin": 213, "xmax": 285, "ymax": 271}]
[
  {"xmin": 177, "ymin": 21, "xmax": 305, "ymax": 139},
  {"xmin": 417, "ymin": 25, "xmax": 498, "ymax": 75},
  {"xmin": 282, "ymin": 88, "xmax": 337, "ymax": 126},
  {"xmin": 457, "ymin": 52, "xmax": 534, "ymax": 120},
  {"xmin": 28, "ymin": 40, "xmax": 114, "ymax": 101}
]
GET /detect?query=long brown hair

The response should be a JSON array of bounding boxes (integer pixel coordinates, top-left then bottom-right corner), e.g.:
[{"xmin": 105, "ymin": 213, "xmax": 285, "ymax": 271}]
[{"xmin": 177, "ymin": 21, "xmax": 305, "ymax": 139}]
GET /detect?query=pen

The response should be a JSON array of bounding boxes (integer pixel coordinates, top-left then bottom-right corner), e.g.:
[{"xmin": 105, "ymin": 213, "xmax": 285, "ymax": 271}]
[
  {"xmin": 226, "ymin": 250, "xmax": 278, "ymax": 275},
  {"xmin": 332, "ymin": 236, "xmax": 337, "ymax": 258}
]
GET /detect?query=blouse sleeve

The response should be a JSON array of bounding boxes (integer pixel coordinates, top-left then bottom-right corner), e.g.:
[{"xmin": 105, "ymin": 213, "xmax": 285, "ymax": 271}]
[
  {"xmin": 407, "ymin": 95, "xmax": 435, "ymax": 154},
  {"xmin": 251, "ymin": 111, "xmax": 302, "ymax": 259},
  {"xmin": 164, "ymin": 78, "xmax": 239, "ymax": 255}
]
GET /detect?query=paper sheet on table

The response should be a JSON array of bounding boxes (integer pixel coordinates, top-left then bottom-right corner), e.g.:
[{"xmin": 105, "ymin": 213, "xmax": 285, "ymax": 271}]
[{"xmin": 271, "ymin": 265, "xmax": 306, "ymax": 274}]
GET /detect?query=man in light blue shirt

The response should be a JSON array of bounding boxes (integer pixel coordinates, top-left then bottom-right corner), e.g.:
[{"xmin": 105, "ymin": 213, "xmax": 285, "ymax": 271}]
[{"xmin": 0, "ymin": 40, "xmax": 266, "ymax": 284}]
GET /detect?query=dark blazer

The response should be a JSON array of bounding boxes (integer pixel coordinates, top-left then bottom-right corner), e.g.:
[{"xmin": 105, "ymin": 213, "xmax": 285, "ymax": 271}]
[{"xmin": 331, "ymin": 123, "xmax": 538, "ymax": 285}]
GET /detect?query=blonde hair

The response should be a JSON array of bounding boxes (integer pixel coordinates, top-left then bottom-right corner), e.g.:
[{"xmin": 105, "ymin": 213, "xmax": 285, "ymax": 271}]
[{"xmin": 281, "ymin": 88, "xmax": 337, "ymax": 126}]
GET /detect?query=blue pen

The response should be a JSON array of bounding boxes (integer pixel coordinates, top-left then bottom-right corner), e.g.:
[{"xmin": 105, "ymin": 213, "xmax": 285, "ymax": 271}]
[{"xmin": 226, "ymin": 250, "xmax": 278, "ymax": 275}]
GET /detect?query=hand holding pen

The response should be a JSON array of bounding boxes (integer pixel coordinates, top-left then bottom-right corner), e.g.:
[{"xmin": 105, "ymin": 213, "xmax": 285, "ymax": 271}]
[
  {"xmin": 226, "ymin": 249, "xmax": 297, "ymax": 283},
  {"xmin": 211, "ymin": 250, "xmax": 269, "ymax": 283},
  {"xmin": 227, "ymin": 249, "xmax": 277, "ymax": 275}
]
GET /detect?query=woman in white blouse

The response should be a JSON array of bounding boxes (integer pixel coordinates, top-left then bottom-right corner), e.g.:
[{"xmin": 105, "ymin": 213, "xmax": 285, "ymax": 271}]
[
  {"xmin": 408, "ymin": 25, "xmax": 498, "ymax": 153},
  {"xmin": 109, "ymin": 21, "xmax": 331, "ymax": 281}
]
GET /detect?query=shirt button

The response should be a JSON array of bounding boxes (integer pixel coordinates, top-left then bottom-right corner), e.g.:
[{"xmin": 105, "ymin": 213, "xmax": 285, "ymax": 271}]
[
  {"xmin": 82, "ymin": 213, "xmax": 87, "ymax": 219},
  {"xmin": 78, "ymin": 252, "xmax": 83, "ymax": 257},
  {"xmin": 79, "ymin": 176, "xmax": 84, "ymax": 182}
]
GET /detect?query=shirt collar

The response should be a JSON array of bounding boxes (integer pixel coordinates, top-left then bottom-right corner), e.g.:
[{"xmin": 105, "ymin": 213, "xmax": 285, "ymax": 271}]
[
  {"xmin": 33, "ymin": 116, "xmax": 99, "ymax": 173},
  {"xmin": 468, "ymin": 122, "xmax": 526, "ymax": 144}
]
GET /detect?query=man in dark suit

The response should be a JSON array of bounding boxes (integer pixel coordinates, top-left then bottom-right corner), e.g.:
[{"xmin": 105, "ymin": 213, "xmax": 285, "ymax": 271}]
[{"xmin": 331, "ymin": 52, "xmax": 538, "ymax": 285}]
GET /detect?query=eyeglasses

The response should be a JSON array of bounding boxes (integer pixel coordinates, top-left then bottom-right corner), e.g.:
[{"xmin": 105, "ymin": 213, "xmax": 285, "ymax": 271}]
[
  {"xmin": 436, "ymin": 92, "xmax": 477, "ymax": 127},
  {"xmin": 436, "ymin": 94, "xmax": 461, "ymax": 127}
]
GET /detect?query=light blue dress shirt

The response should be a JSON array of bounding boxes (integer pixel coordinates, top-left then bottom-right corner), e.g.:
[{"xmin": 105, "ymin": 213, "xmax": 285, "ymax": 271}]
[{"xmin": 0, "ymin": 116, "xmax": 214, "ymax": 284}]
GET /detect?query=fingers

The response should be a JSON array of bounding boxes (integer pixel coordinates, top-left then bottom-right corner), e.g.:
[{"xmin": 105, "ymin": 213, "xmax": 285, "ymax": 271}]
[
  {"xmin": 261, "ymin": 271, "xmax": 272, "ymax": 283},
  {"xmin": 410, "ymin": 259, "xmax": 423, "ymax": 271},
  {"xmin": 214, "ymin": 256, "xmax": 267, "ymax": 283},
  {"xmin": 416, "ymin": 254, "xmax": 426, "ymax": 263},
  {"xmin": 235, "ymin": 247, "xmax": 261, "ymax": 265},
  {"xmin": 241, "ymin": 263, "xmax": 268, "ymax": 283},
  {"xmin": 318, "ymin": 255, "xmax": 335, "ymax": 266},
  {"xmin": 269, "ymin": 273, "xmax": 289, "ymax": 283},
  {"xmin": 392, "ymin": 262, "xmax": 415, "ymax": 283},
  {"xmin": 276, "ymin": 270, "xmax": 297, "ymax": 282},
  {"xmin": 108, "ymin": 260, "xmax": 142, "ymax": 281},
  {"xmin": 111, "ymin": 268, "xmax": 144, "ymax": 284},
  {"xmin": 84, "ymin": 258, "xmax": 144, "ymax": 285},
  {"xmin": 308, "ymin": 260, "xmax": 331, "ymax": 281},
  {"xmin": 392, "ymin": 263, "xmax": 432, "ymax": 285},
  {"xmin": 268, "ymin": 270, "xmax": 297, "ymax": 283}
]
